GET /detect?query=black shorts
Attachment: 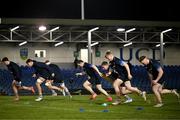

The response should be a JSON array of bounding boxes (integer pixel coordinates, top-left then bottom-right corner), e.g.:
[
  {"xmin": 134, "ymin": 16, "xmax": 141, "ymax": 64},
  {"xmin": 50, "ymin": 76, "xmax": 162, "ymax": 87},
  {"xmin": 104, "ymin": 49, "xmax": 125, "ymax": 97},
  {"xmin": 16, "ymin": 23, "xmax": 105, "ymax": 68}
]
[
  {"xmin": 108, "ymin": 72, "xmax": 119, "ymax": 81},
  {"xmin": 39, "ymin": 72, "xmax": 51, "ymax": 80},
  {"xmin": 155, "ymin": 78, "xmax": 165, "ymax": 85},
  {"xmin": 13, "ymin": 76, "xmax": 21, "ymax": 82},
  {"xmin": 14, "ymin": 81, "xmax": 22, "ymax": 87},
  {"xmin": 88, "ymin": 75, "xmax": 101, "ymax": 85},
  {"xmin": 153, "ymin": 74, "xmax": 165, "ymax": 85},
  {"xmin": 53, "ymin": 75, "xmax": 64, "ymax": 83}
]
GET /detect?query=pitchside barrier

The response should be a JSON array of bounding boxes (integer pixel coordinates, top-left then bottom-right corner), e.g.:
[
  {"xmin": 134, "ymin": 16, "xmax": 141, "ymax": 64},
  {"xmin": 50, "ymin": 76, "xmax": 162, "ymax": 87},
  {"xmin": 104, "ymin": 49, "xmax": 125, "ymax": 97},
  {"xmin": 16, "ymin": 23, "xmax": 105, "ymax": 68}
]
[{"xmin": 0, "ymin": 65, "xmax": 180, "ymax": 95}]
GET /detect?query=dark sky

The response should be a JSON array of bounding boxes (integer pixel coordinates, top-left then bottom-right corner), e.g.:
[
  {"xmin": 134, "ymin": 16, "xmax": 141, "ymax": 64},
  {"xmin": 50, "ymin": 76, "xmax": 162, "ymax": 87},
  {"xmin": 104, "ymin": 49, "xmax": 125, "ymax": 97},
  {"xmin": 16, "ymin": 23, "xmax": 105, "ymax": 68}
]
[{"xmin": 0, "ymin": 0, "xmax": 179, "ymax": 21}]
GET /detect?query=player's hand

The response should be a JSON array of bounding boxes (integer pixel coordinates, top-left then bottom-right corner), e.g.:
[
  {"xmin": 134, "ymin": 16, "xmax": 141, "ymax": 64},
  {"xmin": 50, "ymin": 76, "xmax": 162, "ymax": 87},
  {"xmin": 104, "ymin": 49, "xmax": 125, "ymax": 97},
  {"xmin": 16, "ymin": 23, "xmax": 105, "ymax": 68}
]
[
  {"xmin": 152, "ymin": 80, "xmax": 158, "ymax": 85},
  {"xmin": 128, "ymin": 74, "xmax": 132, "ymax": 80}
]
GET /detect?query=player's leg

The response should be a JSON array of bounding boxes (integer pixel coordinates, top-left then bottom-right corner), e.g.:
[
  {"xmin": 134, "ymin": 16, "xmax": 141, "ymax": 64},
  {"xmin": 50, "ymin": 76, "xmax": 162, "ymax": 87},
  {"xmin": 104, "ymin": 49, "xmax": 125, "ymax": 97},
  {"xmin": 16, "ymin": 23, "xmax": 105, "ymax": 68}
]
[
  {"xmin": 121, "ymin": 86, "xmax": 132, "ymax": 94},
  {"xmin": 152, "ymin": 83, "xmax": 163, "ymax": 107},
  {"xmin": 95, "ymin": 76, "xmax": 112, "ymax": 101},
  {"xmin": 19, "ymin": 85, "xmax": 35, "ymax": 94},
  {"xmin": 121, "ymin": 86, "xmax": 133, "ymax": 103},
  {"xmin": 12, "ymin": 80, "xmax": 19, "ymax": 101},
  {"xmin": 125, "ymin": 81, "xmax": 146, "ymax": 101},
  {"xmin": 96, "ymin": 84, "xmax": 112, "ymax": 101},
  {"xmin": 45, "ymin": 80, "xmax": 63, "ymax": 92},
  {"xmin": 51, "ymin": 89, "xmax": 58, "ymax": 96},
  {"xmin": 113, "ymin": 78, "xmax": 123, "ymax": 98},
  {"xmin": 83, "ymin": 80, "xmax": 97, "ymax": 99},
  {"xmin": 35, "ymin": 77, "xmax": 45, "ymax": 101},
  {"xmin": 60, "ymin": 82, "xmax": 72, "ymax": 98},
  {"xmin": 159, "ymin": 87, "xmax": 179, "ymax": 99}
]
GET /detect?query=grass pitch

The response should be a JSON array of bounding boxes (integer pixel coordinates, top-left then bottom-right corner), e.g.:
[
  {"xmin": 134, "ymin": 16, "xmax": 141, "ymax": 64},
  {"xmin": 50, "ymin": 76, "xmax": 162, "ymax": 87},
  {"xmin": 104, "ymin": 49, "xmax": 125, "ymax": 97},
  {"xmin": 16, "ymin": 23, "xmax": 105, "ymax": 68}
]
[{"xmin": 0, "ymin": 94, "xmax": 180, "ymax": 120}]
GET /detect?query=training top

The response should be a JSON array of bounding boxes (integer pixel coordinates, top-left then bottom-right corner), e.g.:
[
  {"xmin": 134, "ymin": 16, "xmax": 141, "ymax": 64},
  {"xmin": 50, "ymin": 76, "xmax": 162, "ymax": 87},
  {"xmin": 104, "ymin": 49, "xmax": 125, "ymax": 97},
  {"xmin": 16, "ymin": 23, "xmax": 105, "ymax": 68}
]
[
  {"xmin": 145, "ymin": 59, "xmax": 162, "ymax": 78},
  {"xmin": 32, "ymin": 61, "xmax": 53, "ymax": 78},
  {"xmin": 7, "ymin": 61, "xmax": 22, "ymax": 81},
  {"xmin": 83, "ymin": 62, "xmax": 99, "ymax": 77},
  {"xmin": 109, "ymin": 57, "xmax": 127, "ymax": 76}
]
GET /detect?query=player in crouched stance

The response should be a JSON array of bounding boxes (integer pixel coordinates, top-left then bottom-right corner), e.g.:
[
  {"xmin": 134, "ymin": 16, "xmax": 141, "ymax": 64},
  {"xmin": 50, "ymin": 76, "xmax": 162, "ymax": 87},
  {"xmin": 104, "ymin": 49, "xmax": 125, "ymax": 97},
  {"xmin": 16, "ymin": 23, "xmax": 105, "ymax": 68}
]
[
  {"xmin": 76, "ymin": 60, "xmax": 113, "ymax": 102},
  {"xmin": 100, "ymin": 61, "xmax": 133, "ymax": 104},
  {"xmin": 2, "ymin": 57, "xmax": 34, "ymax": 101},
  {"xmin": 105, "ymin": 51, "xmax": 147, "ymax": 105},
  {"xmin": 45, "ymin": 60, "xmax": 72, "ymax": 98},
  {"xmin": 139, "ymin": 56, "xmax": 179, "ymax": 107},
  {"xmin": 26, "ymin": 59, "xmax": 61, "ymax": 101}
]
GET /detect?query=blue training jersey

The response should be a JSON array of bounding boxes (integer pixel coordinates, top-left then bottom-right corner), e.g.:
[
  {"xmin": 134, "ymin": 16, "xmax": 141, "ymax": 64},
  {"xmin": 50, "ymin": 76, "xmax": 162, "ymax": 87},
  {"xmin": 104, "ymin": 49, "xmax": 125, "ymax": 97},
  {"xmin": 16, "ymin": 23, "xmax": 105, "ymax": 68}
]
[
  {"xmin": 145, "ymin": 59, "xmax": 162, "ymax": 79},
  {"xmin": 83, "ymin": 63, "xmax": 99, "ymax": 77},
  {"xmin": 109, "ymin": 57, "xmax": 127, "ymax": 76}
]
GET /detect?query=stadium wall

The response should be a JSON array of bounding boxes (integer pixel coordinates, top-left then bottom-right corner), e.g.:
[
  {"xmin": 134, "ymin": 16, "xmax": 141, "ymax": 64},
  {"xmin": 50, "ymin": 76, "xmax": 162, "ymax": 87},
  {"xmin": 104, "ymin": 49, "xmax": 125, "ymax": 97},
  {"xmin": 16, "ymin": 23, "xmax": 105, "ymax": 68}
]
[{"xmin": 0, "ymin": 43, "xmax": 179, "ymax": 66}]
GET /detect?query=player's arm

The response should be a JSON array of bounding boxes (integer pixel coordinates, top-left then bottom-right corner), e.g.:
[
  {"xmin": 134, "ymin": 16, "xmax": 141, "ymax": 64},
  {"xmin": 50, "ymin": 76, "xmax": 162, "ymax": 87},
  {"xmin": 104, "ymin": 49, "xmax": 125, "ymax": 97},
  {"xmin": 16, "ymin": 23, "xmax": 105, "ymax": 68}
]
[
  {"xmin": 153, "ymin": 67, "xmax": 164, "ymax": 84},
  {"xmin": 92, "ymin": 65, "xmax": 102, "ymax": 76},
  {"xmin": 106, "ymin": 67, "xmax": 113, "ymax": 76},
  {"xmin": 123, "ymin": 62, "xmax": 132, "ymax": 80}
]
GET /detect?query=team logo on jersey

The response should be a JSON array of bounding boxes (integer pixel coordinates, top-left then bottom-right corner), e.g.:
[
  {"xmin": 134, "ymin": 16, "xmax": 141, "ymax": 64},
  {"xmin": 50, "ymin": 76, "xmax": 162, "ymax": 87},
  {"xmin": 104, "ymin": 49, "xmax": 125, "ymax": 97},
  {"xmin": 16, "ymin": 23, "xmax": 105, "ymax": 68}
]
[{"xmin": 20, "ymin": 48, "xmax": 28, "ymax": 60}]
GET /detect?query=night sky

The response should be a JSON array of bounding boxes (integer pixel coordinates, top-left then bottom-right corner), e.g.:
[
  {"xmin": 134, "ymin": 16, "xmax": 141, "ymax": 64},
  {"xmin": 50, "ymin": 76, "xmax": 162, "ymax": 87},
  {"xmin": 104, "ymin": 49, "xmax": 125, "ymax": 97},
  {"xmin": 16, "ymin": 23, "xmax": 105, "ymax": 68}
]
[{"xmin": 0, "ymin": 0, "xmax": 179, "ymax": 21}]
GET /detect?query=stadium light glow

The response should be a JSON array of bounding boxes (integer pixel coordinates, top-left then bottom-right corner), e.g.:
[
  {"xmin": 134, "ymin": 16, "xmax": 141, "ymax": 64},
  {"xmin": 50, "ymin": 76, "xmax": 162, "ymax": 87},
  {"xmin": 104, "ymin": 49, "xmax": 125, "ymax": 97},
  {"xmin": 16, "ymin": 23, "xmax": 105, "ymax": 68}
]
[
  {"xmin": 19, "ymin": 41, "xmax": 27, "ymax": 46},
  {"xmin": 156, "ymin": 43, "xmax": 165, "ymax": 47},
  {"xmin": 39, "ymin": 25, "xmax": 47, "ymax": 31},
  {"xmin": 125, "ymin": 28, "xmax": 136, "ymax": 33},
  {"xmin": 50, "ymin": 27, "xmax": 59, "ymax": 32},
  {"xmin": 123, "ymin": 42, "xmax": 133, "ymax": 47},
  {"xmin": 11, "ymin": 26, "xmax": 19, "ymax": 32},
  {"xmin": 117, "ymin": 28, "xmax": 125, "ymax": 32},
  {"xmin": 54, "ymin": 41, "xmax": 64, "ymax": 47}
]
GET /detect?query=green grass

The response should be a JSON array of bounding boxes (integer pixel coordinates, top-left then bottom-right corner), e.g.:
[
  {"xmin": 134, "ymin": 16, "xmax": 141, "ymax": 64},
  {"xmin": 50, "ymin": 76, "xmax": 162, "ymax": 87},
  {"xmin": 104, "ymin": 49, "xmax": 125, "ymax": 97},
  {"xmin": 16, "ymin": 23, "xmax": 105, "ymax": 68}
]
[{"xmin": 0, "ymin": 94, "xmax": 180, "ymax": 120}]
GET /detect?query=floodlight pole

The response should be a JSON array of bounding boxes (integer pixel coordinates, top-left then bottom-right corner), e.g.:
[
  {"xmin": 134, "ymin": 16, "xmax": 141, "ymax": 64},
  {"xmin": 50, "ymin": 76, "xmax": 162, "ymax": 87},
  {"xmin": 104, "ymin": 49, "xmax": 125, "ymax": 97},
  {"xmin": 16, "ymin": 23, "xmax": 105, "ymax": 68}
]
[
  {"xmin": 50, "ymin": 32, "xmax": 52, "ymax": 40},
  {"xmin": 160, "ymin": 33, "xmax": 164, "ymax": 66},
  {"xmin": 160, "ymin": 29, "xmax": 172, "ymax": 66},
  {"xmin": 125, "ymin": 32, "xmax": 127, "ymax": 41},
  {"xmin": 88, "ymin": 27, "xmax": 99, "ymax": 63},
  {"xmin": 125, "ymin": 28, "xmax": 136, "ymax": 41},
  {"xmin": 10, "ymin": 31, "xmax": 13, "ymax": 40},
  {"xmin": 81, "ymin": 0, "xmax": 85, "ymax": 20}
]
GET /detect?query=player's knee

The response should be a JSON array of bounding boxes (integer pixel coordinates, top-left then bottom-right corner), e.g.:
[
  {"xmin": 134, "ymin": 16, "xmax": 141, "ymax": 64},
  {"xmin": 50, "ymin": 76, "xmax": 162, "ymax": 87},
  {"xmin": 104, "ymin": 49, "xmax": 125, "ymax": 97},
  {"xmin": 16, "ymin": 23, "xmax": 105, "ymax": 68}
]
[
  {"xmin": 45, "ymin": 82, "xmax": 51, "ymax": 87},
  {"xmin": 96, "ymin": 85, "xmax": 102, "ymax": 90},
  {"xmin": 152, "ymin": 86, "xmax": 158, "ymax": 93},
  {"xmin": 36, "ymin": 79, "xmax": 43, "ymax": 84},
  {"xmin": 126, "ymin": 86, "xmax": 132, "ymax": 90},
  {"xmin": 83, "ymin": 82, "xmax": 88, "ymax": 88}
]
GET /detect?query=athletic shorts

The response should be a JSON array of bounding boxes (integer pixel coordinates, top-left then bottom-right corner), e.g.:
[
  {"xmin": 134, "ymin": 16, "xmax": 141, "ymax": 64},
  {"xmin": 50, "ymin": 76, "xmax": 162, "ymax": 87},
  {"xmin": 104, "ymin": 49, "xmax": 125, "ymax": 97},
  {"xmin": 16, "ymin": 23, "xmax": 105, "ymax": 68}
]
[
  {"xmin": 87, "ymin": 74, "xmax": 102, "ymax": 85},
  {"xmin": 153, "ymin": 78, "xmax": 165, "ymax": 85},
  {"xmin": 13, "ymin": 76, "xmax": 21, "ymax": 82},
  {"xmin": 152, "ymin": 74, "xmax": 165, "ymax": 85},
  {"xmin": 53, "ymin": 75, "xmax": 64, "ymax": 83},
  {"xmin": 14, "ymin": 81, "xmax": 22, "ymax": 87},
  {"xmin": 118, "ymin": 73, "xmax": 131, "ymax": 82},
  {"xmin": 38, "ymin": 72, "xmax": 51, "ymax": 80},
  {"xmin": 108, "ymin": 72, "xmax": 119, "ymax": 81}
]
